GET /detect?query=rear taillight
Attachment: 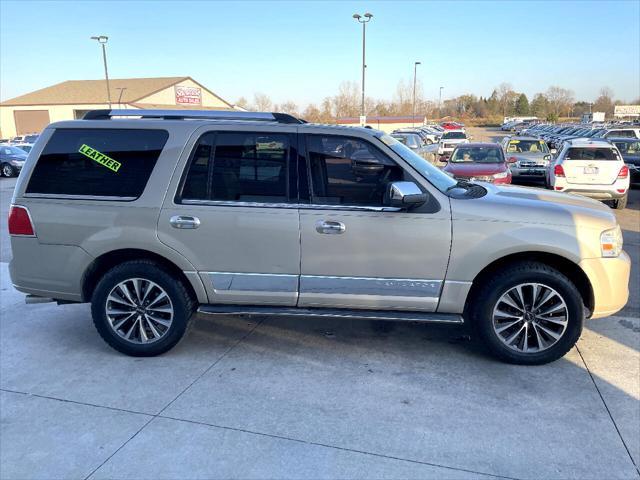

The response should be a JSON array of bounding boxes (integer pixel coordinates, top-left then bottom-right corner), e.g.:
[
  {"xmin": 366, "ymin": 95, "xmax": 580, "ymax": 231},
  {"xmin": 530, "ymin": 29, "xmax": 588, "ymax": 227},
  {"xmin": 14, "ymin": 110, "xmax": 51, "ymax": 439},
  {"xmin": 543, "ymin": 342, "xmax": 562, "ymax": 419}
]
[
  {"xmin": 8, "ymin": 205, "xmax": 35, "ymax": 236},
  {"xmin": 618, "ymin": 165, "xmax": 629, "ymax": 179},
  {"xmin": 554, "ymin": 165, "xmax": 565, "ymax": 177}
]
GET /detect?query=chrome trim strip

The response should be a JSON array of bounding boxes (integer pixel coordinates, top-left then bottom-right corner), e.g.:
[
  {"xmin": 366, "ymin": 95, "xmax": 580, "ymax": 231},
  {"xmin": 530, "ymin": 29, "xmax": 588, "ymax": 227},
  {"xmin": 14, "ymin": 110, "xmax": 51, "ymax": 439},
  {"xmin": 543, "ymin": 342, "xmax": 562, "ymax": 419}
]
[
  {"xmin": 181, "ymin": 199, "xmax": 401, "ymax": 212},
  {"xmin": 300, "ymin": 275, "xmax": 442, "ymax": 298},
  {"xmin": 24, "ymin": 193, "xmax": 136, "ymax": 201},
  {"xmin": 207, "ymin": 272, "xmax": 298, "ymax": 294}
]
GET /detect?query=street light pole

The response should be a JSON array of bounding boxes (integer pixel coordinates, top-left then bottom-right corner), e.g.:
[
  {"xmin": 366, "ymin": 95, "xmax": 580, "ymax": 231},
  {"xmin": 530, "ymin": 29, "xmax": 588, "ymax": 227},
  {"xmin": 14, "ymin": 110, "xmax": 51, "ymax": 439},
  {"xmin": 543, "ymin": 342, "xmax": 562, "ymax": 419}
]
[
  {"xmin": 91, "ymin": 35, "xmax": 112, "ymax": 108},
  {"xmin": 438, "ymin": 86, "xmax": 443, "ymax": 119},
  {"xmin": 353, "ymin": 13, "xmax": 373, "ymax": 125},
  {"xmin": 412, "ymin": 61, "xmax": 421, "ymax": 126}
]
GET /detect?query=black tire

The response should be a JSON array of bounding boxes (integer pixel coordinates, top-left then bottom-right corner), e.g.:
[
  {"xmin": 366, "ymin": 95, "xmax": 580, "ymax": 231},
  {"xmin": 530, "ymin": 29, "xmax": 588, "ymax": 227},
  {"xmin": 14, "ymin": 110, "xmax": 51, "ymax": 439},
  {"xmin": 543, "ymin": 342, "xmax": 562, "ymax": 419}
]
[
  {"xmin": 612, "ymin": 194, "xmax": 628, "ymax": 210},
  {"xmin": 466, "ymin": 261, "xmax": 584, "ymax": 365},
  {"xmin": 91, "ymin": 260, "xmax": 195, "ymax": 356},
  {"xmin": 1, "ymin": 163, "xmax": 16, "ymax": 177}
]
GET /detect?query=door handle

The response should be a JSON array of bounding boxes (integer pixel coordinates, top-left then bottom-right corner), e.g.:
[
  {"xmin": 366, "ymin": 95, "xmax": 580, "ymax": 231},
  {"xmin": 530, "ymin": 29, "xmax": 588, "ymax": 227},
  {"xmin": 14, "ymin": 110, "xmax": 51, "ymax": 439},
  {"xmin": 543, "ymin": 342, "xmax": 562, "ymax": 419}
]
[
  {"xmin": 315, "ymin": 220, "xmax": 346, "ymax": 235},
  {"xmin": 170, "ymin": 215, "xmax": 201, "ymax": 229}
]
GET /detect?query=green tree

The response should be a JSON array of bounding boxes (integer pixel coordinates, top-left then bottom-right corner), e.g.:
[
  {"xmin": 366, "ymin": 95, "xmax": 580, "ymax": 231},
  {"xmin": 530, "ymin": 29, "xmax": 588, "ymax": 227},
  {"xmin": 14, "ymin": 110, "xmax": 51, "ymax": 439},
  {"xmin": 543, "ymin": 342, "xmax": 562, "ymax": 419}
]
[
  {"xmin": 546, "ymin": 112, "xmax": 559, "ymax": 122},
  {"xmin": 530, "ymin": 93, "xmax": 550, "ymax": 118},
  {"xmin": 515, "ymin": 93, "xmax": 530, "ymax": 115}
]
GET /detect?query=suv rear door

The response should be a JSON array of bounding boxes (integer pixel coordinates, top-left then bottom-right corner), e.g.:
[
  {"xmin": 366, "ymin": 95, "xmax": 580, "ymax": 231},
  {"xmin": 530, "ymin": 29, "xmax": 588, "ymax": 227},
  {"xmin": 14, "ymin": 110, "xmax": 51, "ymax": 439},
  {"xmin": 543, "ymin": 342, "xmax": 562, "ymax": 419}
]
[
  {"xmin": 157, "ymin": 125, "xmax": 301, "ymax": 306},
  {"xmin": 297, "ymin": 132, "xmax": 451, "ymax": 312},
  {"xmin": 562, "ymin": 146, "xmax": 623, "ymax": 185}
]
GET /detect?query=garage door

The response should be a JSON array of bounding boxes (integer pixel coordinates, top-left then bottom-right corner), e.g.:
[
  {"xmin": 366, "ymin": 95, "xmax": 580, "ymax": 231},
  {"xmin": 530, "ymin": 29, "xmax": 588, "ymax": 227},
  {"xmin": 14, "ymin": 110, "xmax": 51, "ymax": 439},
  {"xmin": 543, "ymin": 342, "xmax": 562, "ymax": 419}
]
[{"xmin": 14, "ymin": 110, "xmax": 51, "ymax": 135}]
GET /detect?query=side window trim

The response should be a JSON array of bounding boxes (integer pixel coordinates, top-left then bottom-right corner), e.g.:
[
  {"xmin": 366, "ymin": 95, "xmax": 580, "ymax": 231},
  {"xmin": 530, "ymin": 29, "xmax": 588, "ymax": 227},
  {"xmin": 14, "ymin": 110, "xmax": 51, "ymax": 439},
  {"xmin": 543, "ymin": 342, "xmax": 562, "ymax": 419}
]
[{"xmin": 175, "ymin": 130, "xmax": 296, "ymax": 205}]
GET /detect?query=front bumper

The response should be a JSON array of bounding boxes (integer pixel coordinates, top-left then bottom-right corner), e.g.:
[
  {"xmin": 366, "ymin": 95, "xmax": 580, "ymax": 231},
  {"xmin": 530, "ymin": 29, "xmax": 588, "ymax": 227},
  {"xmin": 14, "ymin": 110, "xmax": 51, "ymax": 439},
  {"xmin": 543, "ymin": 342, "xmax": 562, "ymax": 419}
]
[
  {"xmin": 511, "ymin": 166, "xmax": 547, "ymax": 177},
  {"xmin": 9, "ymin": 160, "xmax": 24, "ymax": 171},
  {"xmin": 580, "ymin": 251, "xmax": 631, "ymax": 319}
]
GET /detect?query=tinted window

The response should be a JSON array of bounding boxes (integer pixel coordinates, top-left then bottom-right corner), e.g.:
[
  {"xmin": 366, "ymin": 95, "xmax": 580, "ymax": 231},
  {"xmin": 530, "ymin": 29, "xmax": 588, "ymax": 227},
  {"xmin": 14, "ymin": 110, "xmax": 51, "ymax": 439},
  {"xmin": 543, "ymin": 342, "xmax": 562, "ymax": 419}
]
[
  {"xmin": 606, "ymin": 130, "xmax": 634, "ymax": 138},
  {"xmin": 181, "ymin": 132, "xmax": 290, "ymax": 203},
  {"xmin": 442, "ymin": 131, "xmax": 466, "ymax": 139},
  {"xmin": 26, "ymin": 129, "xmax": 168, "ymax": 198},
  {"xmin": 565, "ymin": 148, "xmax": 619, "ymax": 161},
  {"xmin": 307, "ymin": 135, "xmax": 403, "ymax": 206}
]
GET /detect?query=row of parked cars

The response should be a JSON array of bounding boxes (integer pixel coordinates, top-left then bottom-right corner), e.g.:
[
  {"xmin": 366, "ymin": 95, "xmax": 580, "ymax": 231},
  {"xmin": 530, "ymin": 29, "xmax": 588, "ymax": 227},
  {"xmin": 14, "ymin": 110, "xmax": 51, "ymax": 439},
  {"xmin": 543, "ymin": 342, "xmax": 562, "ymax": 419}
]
[
  {"xmin": 0, "ymin": 134, "xmax": 39, "ymax": 177},
  {"xmin": 391, "ymin": 122, "xmax": 637, "ymax": 210}
]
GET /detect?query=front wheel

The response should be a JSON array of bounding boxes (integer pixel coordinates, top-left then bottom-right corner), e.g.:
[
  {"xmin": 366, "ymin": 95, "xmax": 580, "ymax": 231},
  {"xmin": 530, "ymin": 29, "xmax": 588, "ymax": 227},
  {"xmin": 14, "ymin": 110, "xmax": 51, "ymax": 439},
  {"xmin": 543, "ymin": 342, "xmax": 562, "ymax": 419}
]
[
  {"xmin": 467, "ymin": 261, "xmax": 584, "ymax": 365},
  {"xmin": 91, "ymin": 260, "xmax": 195, "ymax": 356}
]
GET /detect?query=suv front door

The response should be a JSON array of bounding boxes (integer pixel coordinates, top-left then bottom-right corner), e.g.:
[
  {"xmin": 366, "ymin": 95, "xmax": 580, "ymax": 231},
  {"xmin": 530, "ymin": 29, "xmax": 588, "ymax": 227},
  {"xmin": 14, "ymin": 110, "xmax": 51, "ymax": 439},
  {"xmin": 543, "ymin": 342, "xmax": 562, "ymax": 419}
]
[
  {"xmin": 158, "ymin": 126, "xmax": 301, "ymax": 306},
  {"xmin": 298, "ymin": 133, "xmax": 452, "ymax": 312}
]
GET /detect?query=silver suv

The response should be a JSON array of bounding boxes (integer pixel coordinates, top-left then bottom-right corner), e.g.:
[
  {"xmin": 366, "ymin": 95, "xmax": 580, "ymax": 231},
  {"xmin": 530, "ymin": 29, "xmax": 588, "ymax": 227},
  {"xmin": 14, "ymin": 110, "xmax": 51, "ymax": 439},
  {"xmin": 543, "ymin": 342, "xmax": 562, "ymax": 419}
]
[{"xmin": 8, "ymin": 110, "xmax": 631, "ymax": 364}]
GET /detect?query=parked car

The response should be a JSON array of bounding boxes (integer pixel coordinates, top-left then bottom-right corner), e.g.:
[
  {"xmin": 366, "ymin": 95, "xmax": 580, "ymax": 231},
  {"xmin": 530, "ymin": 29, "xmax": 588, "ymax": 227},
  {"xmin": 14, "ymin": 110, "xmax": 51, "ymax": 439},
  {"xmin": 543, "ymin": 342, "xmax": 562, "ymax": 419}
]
[
  {"xmin": 392, "ymin": 128, "xmax": 431, "ymax": 146},
  {"xmin": 443, "ymin": 143, "xmax": 511, "ymax": 184},
  {"xmin": 546, "ymin": 139, "xmax": 630, "ymax": 209},
  {"xmin": 390, "ymin": 132, "xmax": 430, "ymax": 158},
  {"xmin": 8, "ymin": 109, "xmax": 630, "ymax": 365},
  {"xmin": 0, "ymin": 145, "xmax": 28, "ymax": 177},
  {"xmin": 10, "ymin": 134, "xmax": 39, "ymax": 145},
  {"xmin": 594, "ymin": 128, "xmax": 640, "ymax": 140},
  {"xmin": 441, "ymin": 121, "xmax": 464, "ymax": 131},
  {"xmin": 437, "ymin": 130, "xmax": 469, "ymax": 157},
  {"xmin": 416, "ymin": 126, "xmax": 441, "ymax": 144},
  {"xmin": 501, "ymin": 136, "xmax": 553, "ymax": 182},
  {"xmin": 609, "ymin": 137, "xmax": 640, "ymax": 182}
]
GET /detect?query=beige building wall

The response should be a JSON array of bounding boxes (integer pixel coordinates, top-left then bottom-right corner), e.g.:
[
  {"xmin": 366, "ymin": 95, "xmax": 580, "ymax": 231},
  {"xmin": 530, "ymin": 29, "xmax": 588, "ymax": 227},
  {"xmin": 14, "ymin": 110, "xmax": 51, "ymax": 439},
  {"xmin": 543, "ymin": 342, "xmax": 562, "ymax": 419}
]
[
  {"xmin": 137, "ymin": 79, "xmax": 230, "ymax": 108},
  {"xmin": 1, "ymin": 103, "xmax": 115, "ymax": 138}
]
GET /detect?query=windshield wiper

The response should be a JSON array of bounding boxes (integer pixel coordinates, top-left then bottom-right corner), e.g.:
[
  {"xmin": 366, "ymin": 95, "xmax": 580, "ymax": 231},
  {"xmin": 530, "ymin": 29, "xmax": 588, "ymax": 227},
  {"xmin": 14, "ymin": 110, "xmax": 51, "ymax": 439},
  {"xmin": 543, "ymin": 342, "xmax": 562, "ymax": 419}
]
[{"xmin": 446, "ymin": 179, "xmax": 472, "ymax": 192}]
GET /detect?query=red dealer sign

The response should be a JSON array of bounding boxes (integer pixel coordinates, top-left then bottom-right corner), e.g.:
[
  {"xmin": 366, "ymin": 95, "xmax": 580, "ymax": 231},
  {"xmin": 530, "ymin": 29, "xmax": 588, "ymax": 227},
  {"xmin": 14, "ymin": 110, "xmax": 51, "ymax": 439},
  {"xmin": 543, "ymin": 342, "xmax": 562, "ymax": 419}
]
[{"xmin": 175, "ymin": 85, "xmax": 202, "ymax": 105}]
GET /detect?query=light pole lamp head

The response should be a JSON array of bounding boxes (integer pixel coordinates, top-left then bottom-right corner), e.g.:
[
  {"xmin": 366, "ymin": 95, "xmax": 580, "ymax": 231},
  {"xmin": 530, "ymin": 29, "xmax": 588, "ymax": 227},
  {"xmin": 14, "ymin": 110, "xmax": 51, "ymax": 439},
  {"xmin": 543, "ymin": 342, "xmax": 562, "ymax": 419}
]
[
  {"xmin": 91, "ymin": 35, "xmax": 109, "ymax": 44},
  {"xmin": 415, "ymin": 61, "xmax": 421, "ymax": 66},
  {"xmin": 352, "ymin": 13, "xmax": 361, "ymax": 20},
  {"xmin": 364, "ymin": 12, "xmax": 373, "ymax": 18}
]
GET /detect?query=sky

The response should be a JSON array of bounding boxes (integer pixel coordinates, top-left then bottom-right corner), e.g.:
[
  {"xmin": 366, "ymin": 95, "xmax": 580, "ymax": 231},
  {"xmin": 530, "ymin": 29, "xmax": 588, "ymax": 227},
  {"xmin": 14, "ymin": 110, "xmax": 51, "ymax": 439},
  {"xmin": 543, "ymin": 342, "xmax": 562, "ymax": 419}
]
[{"xmin": 1, "ymin": 0, "xmax": 639, "ymax": 107}]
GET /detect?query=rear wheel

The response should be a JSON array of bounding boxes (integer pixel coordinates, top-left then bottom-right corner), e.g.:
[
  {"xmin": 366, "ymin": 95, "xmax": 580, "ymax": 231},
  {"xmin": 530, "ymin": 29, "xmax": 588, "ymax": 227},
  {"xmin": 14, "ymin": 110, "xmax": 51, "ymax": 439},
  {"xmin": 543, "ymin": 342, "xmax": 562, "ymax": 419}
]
[
  {"xmin": 91, "ymin": 260, "xmax": 195, "ymax": 356},
  {"xmin": 1, "ymin": 163, "xmax": 16, "ymax": 177},
  {"xmin": 467, "ymin": 261, "xmax": 584, "ymax": 365},
  {"xmin": 612, "ymin": 194, "xmax": 628, "ymax": 210}
]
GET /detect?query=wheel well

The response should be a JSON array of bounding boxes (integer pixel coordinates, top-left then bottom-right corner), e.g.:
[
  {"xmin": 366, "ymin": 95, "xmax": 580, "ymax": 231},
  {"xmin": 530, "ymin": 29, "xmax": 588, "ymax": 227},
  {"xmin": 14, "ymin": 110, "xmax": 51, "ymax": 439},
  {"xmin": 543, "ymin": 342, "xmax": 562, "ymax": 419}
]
[
  {"xmin": 465, "ymin": 252, "xmax": 594, "ymax": 315},
  {"xmin": 82, "ymin": 249, "xmax": 197, "ymax": 303}
]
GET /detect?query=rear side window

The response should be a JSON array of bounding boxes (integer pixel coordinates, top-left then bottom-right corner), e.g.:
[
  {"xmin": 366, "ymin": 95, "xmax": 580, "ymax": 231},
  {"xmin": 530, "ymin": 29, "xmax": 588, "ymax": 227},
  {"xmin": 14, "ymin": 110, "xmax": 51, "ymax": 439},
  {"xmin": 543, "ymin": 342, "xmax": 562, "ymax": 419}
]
[
  {"xmin": 565, "ymin": 148, "xmax": 620, "ymax": 161},
  {"xmin": 26, "ymin": 128, "xmax": 168, "ymax": 198},
  {"xmin": 180, "ymin": 132, "xmax": 291, "ymax": 203}
]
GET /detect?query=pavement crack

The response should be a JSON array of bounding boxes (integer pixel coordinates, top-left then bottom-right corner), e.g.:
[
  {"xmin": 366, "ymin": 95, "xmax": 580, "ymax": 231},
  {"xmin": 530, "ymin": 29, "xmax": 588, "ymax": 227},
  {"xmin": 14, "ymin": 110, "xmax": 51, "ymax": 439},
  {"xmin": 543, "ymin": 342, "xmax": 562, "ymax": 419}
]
[
  {"xmin": 157, "ymin": 414, "xmax": 520, "ymax": 480},
  {"xmin": 575, "ymin": 344, "xmax": 640, "ymax": 477}
]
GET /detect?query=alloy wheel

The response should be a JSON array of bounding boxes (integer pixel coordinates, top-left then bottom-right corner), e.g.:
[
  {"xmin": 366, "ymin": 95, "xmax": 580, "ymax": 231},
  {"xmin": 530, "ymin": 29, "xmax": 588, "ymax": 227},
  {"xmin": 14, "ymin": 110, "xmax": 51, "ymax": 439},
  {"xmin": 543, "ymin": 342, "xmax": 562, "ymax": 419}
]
[
  {"xmin": 492, "ymin": 283, "xmax": 568, "ymax": 353},
  {"xmin": 105, "ymin": 278, "xmax": 174, "ymax": 344}
]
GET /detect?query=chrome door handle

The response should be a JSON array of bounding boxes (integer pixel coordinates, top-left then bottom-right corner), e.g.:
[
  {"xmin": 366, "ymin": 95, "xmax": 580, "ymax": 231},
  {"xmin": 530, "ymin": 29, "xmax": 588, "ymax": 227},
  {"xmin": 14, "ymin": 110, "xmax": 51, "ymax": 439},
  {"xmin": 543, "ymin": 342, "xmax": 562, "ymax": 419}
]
[
  {"xmin": 170, "ymin": 215, "xmax": 200, "ymax": 229},
  {"xmin": 315, "ymin": 220, "xmax": 346, "ymax": 234}
]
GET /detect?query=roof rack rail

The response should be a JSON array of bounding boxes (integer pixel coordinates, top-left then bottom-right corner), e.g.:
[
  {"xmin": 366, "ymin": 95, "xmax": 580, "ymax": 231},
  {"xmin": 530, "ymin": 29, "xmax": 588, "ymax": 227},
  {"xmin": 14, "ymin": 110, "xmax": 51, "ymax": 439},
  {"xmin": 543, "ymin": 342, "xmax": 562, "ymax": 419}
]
[{"xmin": 82, "ymin": 109, "xmax": 304, "ymax": 124}]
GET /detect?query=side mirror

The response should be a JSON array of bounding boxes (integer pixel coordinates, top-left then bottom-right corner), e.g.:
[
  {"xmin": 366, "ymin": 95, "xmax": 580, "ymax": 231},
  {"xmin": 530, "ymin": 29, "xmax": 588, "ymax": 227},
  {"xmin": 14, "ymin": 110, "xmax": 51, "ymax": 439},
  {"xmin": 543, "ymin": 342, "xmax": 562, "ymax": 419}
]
[
  {"xmin": 507, "ymin": 156, "xmax": 517, "ymax": 164},
  {"xmin": 384, "ymin": 181, "xmax": 428, "ymax": 208}
]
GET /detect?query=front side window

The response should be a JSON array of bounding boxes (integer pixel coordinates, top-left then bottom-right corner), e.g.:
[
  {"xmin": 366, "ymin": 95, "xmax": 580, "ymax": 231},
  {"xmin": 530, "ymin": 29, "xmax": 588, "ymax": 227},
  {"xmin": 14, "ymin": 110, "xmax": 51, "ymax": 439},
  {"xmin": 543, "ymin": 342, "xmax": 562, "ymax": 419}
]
[
  {"xmin": 181, "ymin": 132, "xmax": 290, "ymax": 203},
  {"xmin": 26, "ymin": 128, "xmax": 168, "ymax": 198},
  {"xmin": 306, "ymin": 135, "xmax": 403, "ymax": 206}
]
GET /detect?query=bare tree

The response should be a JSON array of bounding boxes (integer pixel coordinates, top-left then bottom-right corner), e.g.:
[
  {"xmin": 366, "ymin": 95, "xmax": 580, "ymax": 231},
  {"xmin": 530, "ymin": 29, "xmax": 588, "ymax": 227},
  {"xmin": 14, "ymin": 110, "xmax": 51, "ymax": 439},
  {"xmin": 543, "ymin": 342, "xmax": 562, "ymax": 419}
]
[
  {"xmin": 497, "ymin": 83, "xmax": 518, "ymax": 116},
  {"xmin": 332, "ymin": 81, "xmax": 360, "ymax": 118},
  {"xmin": 546, "ymin": 86, "xmax": 575, "ymax": 117},
  {"xmin": 253, "ymin": 92, "xmax": 273, "ymax": 112},
  {"xmin": 593, "ymin": 87, "xmax": 615, "ymax": 117},
  {"xmin": 277, "ymin": 100, "xmax": 299, "ymax": 116}
]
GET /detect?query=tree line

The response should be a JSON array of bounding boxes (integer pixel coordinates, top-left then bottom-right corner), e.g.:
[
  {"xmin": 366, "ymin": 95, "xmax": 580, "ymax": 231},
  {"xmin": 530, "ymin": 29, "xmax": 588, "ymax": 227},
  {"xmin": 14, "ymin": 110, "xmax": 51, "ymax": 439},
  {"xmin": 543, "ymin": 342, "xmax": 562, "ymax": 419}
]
[{"xmin": 236, "ymin": 83, "xmax": 639, "ymax": 124}]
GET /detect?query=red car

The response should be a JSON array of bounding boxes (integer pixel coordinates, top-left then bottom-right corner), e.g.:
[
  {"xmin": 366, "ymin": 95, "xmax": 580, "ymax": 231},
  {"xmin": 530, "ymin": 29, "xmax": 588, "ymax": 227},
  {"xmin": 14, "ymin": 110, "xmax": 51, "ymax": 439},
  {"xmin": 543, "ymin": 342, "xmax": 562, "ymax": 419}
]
[
  {"xmin": 443, "ymin": 143, "xmax": 512, "ymax": 184},
  {"xmin": 440, "ymin": 121, "xmax": 464, "ymax": 130}
]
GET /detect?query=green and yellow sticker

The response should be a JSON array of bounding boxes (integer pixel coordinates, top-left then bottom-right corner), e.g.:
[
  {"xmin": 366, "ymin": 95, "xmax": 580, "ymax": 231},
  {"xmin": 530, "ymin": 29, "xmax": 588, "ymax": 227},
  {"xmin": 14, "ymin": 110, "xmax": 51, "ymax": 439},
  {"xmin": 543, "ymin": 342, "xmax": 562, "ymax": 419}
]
[{"xmin": 78, "ymin": 144, "xmax": 121, "ymax": 172}]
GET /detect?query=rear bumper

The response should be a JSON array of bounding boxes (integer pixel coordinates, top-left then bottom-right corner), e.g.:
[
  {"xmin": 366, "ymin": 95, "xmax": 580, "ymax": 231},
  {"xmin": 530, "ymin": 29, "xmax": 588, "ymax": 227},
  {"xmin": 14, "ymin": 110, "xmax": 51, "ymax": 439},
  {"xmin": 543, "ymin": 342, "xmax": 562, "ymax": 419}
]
[
  {"xmin": 558, "ymin": 189, "xmax": 627, "ymax": 200},
  {"xmin": 580, "ymin": 252, "xmax": 631, "ymax": 319}
]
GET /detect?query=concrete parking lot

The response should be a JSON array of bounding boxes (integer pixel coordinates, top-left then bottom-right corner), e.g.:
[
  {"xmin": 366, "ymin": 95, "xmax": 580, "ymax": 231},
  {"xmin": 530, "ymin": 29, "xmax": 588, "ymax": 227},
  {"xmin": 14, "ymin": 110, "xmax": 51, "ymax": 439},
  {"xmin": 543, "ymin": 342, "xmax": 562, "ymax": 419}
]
[{"xmin": 1, "ymin": 130, "xmax": 639, "ymax": 479}]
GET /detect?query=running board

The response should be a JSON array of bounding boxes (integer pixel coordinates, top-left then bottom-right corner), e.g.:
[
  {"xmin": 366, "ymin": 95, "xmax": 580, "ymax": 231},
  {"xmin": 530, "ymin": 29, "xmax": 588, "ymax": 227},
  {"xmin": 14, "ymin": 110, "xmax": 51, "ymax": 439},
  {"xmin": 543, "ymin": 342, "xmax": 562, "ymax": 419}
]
[{"xmin": 197, "ymin": 305, "xmax": 464, "ymax": 324}]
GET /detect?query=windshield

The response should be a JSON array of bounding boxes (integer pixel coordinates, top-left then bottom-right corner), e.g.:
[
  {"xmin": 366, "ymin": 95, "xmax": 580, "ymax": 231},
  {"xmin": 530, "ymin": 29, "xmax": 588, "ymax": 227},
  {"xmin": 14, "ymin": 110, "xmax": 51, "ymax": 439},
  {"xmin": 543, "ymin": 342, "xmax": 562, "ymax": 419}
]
[
  {"xmin": 442, "ymin": 131, "xmax": 466, "ymax": 139},
  {"xmin": 1, "ymin": 146, "xmax": 27, "ymax": 156},
  {"xmin": 450, "ymin": 146, "xmax": 504, "ymax": 163},
  {"xmin": 506, "ymin": 140, "xmax": 549, "ymax": 154},
  {"xmin": 566, "ymin": 147, "xmax": 620, "ymax": 161},
  {"xmin": 379, "ymin": 134, "xmax": 457, "ymax": 192},
  {"xmin": 24, "ymin": 135, "xmax": 39, "ymax": 143}
]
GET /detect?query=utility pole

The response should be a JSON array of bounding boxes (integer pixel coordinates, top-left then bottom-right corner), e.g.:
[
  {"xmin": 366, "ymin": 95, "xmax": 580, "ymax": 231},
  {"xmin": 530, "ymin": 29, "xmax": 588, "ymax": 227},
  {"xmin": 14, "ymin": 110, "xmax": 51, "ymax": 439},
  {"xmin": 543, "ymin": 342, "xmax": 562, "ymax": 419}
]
[
  {"xmin": 412, "ymin": 61, "xmax": 421, "ymax": 126},
  {"xmin": 91, "ymin": 36, "xmax": 112, "ymax": 108},
  {"xmin": 353, "ymin": 13, "xmax": 373, "ymax": 125},
  {"xmin": 438, "ymin": 86, "xmax": 443, "ymax": 119}
]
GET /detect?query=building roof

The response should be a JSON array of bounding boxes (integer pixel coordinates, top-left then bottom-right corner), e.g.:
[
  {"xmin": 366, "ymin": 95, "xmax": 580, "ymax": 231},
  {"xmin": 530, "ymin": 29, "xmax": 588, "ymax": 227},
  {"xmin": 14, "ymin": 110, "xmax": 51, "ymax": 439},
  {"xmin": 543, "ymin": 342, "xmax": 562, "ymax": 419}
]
[{"xmin": 0, "ymin": 77, "xmax": 233, "ymax": 107}]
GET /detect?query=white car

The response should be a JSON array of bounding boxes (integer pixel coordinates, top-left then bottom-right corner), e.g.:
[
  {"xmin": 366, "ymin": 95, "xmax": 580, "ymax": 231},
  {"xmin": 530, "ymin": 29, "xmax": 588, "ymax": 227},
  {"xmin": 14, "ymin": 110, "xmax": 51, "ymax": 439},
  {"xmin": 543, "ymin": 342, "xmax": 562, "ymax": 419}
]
[
  {"xmin": 547, "ymin": 139, "xmax": 630, "ymax": 209},
  {"xmin": 437, "ymin": 130, "xmax": 469, "ymax": 156}
]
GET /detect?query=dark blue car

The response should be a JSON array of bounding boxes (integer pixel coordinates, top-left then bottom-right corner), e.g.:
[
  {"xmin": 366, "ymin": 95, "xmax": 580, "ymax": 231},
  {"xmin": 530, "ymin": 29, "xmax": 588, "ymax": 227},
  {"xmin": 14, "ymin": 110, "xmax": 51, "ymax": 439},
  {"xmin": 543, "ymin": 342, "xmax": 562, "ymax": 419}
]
[
  {"xmin": 610, "ymin": 137, "xmax": 640, "ymax": 183},
  {"xmin": 0, "ymin": 145, "xmax": 28, "ymax": 177}
]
